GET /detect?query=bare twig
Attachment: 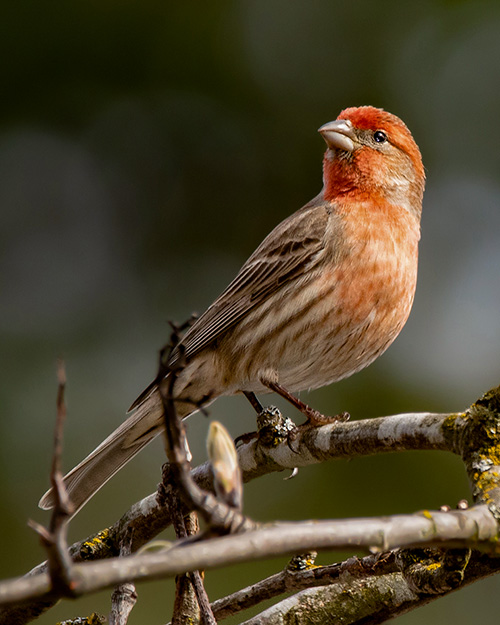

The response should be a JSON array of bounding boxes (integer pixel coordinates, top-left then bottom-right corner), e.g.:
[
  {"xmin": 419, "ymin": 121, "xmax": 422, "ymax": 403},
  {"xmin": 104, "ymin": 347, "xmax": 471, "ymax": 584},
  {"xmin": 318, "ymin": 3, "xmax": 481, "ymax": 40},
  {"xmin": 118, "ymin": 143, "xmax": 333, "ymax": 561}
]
[
  {"xmin": 157, "ymin": 327, "xmax": 217, "ymax": 625},
  {"xmin": 182, "ymin": 515, "xmax": 215, "ymax": 625},
  {"xmin": 171, "ymin": 511, "xmax": 201, "ymax": 625},
  {"xmin": 189, "ymin": 571, "xmax": 215, "ymax": 625},
  {"xmin": 172, "ymin": 572, "xmax": 200, "ymax": 625},
  {"xmin": 211, "ymin": 552, "xmax": 397, "ymax": 620},
  {"xmin": 157, "ymin": 325, "xmax": 255, "ymax": 536},
  {"xmin": 28, "ymin": 361, "xmax": 76, "ymax": 597},
  {"xmin": 164, "ymin": 472, "xmax": 202, "ymax": 625},
  {"xmin": 109, "ymin": 583, "xmax": 137, "ymax": 625},
  {"xmin": 50, "ymin": 360, "xmax": 72, "ymax": 518},
  {"xmin": 109, "ymin": 529, "xmax": 137, "ymax": 625}
]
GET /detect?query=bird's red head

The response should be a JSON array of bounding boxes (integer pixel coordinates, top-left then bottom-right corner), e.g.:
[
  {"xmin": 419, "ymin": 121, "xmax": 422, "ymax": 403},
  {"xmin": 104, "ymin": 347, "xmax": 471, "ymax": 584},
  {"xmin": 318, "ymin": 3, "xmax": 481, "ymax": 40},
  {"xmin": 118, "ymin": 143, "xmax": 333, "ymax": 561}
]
[{"xmin": 319, "ymin": 106, "xmax": 425, "ymax": 216}]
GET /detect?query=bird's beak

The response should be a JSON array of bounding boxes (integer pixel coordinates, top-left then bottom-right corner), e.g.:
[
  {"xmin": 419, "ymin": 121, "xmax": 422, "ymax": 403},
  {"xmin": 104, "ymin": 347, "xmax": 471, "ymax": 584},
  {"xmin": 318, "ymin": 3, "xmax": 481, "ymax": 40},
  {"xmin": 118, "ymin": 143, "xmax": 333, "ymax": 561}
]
[{"xmin": 318, "ymin": 119, "xmax": 356, "ymax": 152}]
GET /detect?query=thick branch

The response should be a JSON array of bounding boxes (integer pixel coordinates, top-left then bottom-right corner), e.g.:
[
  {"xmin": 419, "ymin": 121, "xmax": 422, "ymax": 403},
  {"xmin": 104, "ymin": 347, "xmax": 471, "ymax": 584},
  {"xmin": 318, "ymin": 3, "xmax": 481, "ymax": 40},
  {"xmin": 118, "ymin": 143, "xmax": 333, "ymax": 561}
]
[
  {"xmin": 1, "ymin": 504, "xmax": 498, "ymax": 611},
  {"xmin": 239, "ymin": 548, "xmax": 500, "ymax": 624},
  {"xmin": 211, "ymin": 552, "xmax": 398, "ymax": 620}
]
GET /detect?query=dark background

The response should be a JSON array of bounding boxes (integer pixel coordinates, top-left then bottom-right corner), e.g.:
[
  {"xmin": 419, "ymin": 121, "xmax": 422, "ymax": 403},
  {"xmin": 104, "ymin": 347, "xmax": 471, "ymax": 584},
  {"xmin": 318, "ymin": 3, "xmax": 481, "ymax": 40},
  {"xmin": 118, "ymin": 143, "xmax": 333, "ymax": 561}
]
[{"xmin": 2, "ymin": 1, "xmax": 500, "ymax": 623}]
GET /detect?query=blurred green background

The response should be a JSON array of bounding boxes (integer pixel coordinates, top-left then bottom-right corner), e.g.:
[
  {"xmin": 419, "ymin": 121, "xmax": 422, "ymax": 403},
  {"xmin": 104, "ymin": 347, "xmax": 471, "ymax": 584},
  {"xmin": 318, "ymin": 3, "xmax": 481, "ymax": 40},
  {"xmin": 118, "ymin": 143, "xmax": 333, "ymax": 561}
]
[{"xmin": 2, "ymin": 1, "xmax": 500, "ymax": 623}]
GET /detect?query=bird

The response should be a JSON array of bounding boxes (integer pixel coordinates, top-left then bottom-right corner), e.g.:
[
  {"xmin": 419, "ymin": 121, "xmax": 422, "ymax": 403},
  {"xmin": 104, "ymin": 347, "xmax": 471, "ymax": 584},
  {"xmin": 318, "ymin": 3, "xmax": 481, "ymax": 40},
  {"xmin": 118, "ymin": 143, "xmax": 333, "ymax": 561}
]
[{"xmin": 40, "ymin": 106, "xmax": 425, "ymax": 516}]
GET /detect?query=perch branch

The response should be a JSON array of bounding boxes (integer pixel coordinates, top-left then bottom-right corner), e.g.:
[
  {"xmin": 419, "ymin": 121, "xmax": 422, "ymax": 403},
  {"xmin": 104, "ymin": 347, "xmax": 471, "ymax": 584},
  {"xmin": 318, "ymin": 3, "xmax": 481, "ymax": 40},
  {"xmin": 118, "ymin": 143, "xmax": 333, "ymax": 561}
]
[{"xmin": 3, "ymin": 385, "xmax": 500, "ymax": 624}]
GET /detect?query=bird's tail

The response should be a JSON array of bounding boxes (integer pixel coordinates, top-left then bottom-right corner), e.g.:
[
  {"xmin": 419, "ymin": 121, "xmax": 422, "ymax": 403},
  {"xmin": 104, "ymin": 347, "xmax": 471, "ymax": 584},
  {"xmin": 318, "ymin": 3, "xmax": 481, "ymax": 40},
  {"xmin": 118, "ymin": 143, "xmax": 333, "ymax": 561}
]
[{"xmin": 39, "ymin": 386, "xmax": 178, "ymax": 516}]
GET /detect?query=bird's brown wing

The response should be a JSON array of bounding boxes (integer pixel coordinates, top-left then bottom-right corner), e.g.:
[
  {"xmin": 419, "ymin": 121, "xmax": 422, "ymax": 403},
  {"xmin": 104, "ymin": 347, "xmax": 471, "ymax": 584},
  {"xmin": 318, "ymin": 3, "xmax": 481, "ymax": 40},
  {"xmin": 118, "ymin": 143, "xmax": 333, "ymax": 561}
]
[
  {"xmin": 130, "ymin": 198, "xmax": 335, "ymax": 409},
  {"xmin": 173, "ymin": 197, "xmax": 333, "ymax": 362}
]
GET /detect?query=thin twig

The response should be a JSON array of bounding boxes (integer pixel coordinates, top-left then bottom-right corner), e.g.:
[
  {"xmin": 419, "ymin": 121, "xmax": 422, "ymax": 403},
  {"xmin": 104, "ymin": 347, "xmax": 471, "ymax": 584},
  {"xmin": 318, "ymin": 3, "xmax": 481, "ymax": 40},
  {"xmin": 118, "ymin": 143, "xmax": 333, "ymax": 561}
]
[
  {"xmin": 172, "ymin": 573, "xmax": 200, "ymax": 625},
  {"xmin": 181, "ymin": 514, "xmax": 217, "ymax": 625},
  {"xmin": 166, "ymin": 479, "xmax": 201, "ymax": 625},
  {"xmin": 157, "ymin": 327, "xmax": 256, "ymax": 535},
  {"xmin": 158, "ymin": 328, "xmax": 216, "ymax": 625},
  {"xmin": 109, "ymin": 529, "xmax": 137, "ymax": 625},
  {"xmin": 28, "ymin": 361, "xmax": 76, "ymax": 597}
]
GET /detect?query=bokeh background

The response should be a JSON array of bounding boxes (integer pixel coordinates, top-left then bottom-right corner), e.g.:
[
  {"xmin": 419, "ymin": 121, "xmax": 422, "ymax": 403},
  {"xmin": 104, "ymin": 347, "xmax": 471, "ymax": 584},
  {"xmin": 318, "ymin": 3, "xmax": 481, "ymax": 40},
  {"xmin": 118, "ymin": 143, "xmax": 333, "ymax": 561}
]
[{"xmin": 2, "ymin": 1, "xmax": 500, "ymax": 623}]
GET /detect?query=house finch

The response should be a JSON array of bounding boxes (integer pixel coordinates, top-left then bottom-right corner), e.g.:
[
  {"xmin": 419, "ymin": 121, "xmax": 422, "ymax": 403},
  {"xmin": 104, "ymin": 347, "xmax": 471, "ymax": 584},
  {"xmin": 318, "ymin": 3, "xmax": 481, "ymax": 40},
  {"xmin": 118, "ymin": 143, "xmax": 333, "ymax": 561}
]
[{"xmin": 40, "ymin": 106, "xmax": 425, "ymax": 515}]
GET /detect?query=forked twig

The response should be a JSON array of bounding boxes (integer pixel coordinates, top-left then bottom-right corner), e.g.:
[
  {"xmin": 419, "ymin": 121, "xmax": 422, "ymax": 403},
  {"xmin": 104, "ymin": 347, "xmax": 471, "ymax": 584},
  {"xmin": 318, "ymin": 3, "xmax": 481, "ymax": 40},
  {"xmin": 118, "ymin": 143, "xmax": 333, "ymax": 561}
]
[{"xmin": 28, "ymin": 361, "xmax": 76, "ymax": 597}]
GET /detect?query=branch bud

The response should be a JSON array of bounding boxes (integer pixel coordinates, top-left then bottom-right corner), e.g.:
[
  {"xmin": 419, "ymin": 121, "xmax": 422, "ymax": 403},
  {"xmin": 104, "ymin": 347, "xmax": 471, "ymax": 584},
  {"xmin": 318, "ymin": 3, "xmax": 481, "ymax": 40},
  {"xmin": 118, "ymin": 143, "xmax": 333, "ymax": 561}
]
[{"xmin": 207, "ymin": 421, "xmax": 243, "ymax": 510}]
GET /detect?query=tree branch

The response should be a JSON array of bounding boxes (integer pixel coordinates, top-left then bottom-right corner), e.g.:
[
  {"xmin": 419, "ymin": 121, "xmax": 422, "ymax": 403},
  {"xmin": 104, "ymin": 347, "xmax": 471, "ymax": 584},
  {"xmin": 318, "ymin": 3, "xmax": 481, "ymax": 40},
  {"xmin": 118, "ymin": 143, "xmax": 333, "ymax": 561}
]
[
  {"xmin": 210, "ymin": 552, "xmax": 396, "ymax": 621},
  {"xmin": 109, "ymin": 529, "xmax": 137, "ymax": 625},
  {"xmin": 239, "ymin": 547, "xmax": 500, "ymax": 624},
  {"xmin": 1, "ymin": 503, "xmax": 499, "ymax": 611},
  {"xmin": 2, "ymin": 385, "xmax": 500, "ymax": 624}
]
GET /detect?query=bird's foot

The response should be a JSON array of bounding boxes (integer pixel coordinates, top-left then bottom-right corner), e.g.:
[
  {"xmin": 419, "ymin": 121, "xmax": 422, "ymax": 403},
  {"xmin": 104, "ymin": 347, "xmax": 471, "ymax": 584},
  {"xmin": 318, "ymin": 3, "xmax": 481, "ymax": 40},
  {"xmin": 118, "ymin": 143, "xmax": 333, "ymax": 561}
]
[
  {"xmin": 259, "ymin": 377, "xmax": 350, "ymax": 427},
  {"xmin": 296, "ymin": 406, "xmax": 350, "ymax": 427},
  {"xmin": 242, "ymin": 386, "xmax": 349, "ymax": 452},
  {"xmin": 235, "ymin": 404, "xmax": 296, "ymax": 450},
  {"xmin": 256, "ymin": 405, "xmax": 296, "ymax": 448}
]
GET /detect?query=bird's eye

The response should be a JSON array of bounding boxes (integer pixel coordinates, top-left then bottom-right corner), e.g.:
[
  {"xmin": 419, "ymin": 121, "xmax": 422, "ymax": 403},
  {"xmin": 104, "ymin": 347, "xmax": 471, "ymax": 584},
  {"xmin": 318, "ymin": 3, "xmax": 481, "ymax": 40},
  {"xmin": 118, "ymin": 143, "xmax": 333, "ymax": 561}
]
[{"xmin": 373, "ymin": 130, "xmax": 387, "ymax": 144}]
